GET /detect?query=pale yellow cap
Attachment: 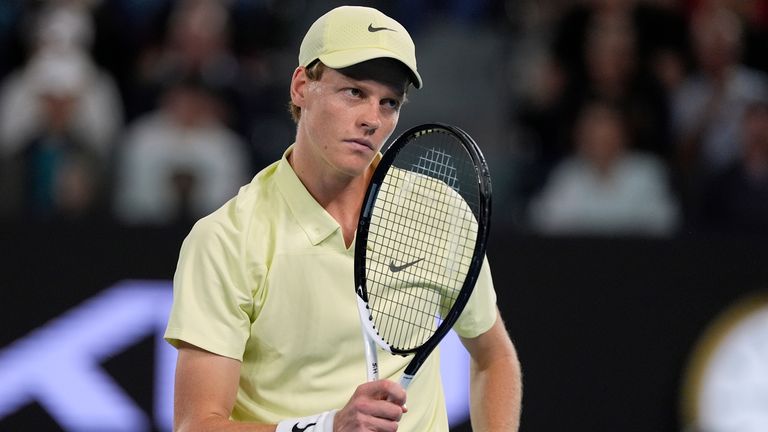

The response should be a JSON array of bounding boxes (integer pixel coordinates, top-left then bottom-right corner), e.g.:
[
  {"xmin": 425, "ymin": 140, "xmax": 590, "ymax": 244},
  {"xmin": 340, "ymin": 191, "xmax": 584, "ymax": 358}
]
[{"xmin": 299, "ymin": 6, "xmax": 422, "ymax": 88}]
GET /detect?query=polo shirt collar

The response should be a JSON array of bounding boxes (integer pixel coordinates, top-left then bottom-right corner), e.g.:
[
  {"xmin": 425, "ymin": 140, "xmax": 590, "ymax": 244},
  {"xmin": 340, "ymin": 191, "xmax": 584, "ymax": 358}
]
[
  {"xmin": 275, "ymin": 146, "xmax": 339, "ymax": 246},
  {"xmin": 275, "ymin": 145, "xmax": 383, "ymax": 247}
]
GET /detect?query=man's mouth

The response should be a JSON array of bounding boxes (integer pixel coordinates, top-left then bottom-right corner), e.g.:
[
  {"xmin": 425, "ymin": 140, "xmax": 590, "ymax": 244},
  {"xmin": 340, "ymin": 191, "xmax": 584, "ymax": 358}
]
[{"xmin": 347, "ymin": 138, "xmax": 374, "ymax": 150}]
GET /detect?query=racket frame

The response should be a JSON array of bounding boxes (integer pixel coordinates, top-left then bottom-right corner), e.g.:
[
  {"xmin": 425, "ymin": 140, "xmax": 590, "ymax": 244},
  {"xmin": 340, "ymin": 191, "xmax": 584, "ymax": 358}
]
[{"xmin": 354, "ymin": 123, "xmax": 492, "ymax": 388}]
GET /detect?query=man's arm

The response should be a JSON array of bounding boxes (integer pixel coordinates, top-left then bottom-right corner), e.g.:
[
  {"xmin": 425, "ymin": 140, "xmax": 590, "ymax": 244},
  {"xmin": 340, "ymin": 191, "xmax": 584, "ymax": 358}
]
[
  {"xmin": 174, "ymin": 341, "xmax": 275, "ymax": 432},
  {"xmin": 460, "ymin": 309, "xmax": 522, "ymax": 431},
  {"xmin": 173, "ymin": 341, "xmax": 407, "ymax": 432}
]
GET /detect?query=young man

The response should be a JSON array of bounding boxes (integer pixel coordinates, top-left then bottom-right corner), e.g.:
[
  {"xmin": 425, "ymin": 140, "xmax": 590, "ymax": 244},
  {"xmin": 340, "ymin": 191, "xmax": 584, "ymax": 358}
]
[{"xmin": 164, "ymin": 6, "xmax": 522, "ymax": 432}]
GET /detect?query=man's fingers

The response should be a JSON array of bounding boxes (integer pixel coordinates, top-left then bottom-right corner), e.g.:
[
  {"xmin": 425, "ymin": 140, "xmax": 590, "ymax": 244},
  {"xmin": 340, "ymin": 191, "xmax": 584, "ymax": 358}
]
[
  {"xmin": 336, "ymin": 381, "xmax": 409, "ymax": 431},
  {"xmin": 360, "ymin": 380, "xmax": 407, "ymax": 408}
]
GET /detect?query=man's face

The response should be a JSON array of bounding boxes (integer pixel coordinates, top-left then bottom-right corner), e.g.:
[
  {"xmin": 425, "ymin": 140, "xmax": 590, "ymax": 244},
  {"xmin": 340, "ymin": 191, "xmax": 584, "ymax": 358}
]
[{"xmin": 293, "ymin": 59, "xmax": 409, "ymax": 179}]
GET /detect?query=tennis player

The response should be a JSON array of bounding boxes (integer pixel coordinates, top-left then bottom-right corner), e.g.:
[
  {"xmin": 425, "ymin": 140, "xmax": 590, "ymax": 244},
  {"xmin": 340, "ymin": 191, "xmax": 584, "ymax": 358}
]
[{"xmin": 164, "ymin": 5, "xmax": 521, "ymax": 432}]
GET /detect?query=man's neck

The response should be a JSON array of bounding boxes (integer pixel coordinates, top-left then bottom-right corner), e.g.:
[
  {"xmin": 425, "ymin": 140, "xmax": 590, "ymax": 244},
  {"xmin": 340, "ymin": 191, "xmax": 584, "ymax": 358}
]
[{"xmin": 287, "ymin": 145, "xmax": 372, "ymax": 247}]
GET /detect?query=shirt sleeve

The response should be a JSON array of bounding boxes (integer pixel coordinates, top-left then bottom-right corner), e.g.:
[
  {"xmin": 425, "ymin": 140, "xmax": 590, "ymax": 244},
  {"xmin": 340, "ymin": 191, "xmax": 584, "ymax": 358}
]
[
  {"xmin": 452, "ymin": 256, "xmax": 498, "ymax": 339},
  {"xmin": 164, "ymin": 210, "xmax": 259, "ymax": 361}
]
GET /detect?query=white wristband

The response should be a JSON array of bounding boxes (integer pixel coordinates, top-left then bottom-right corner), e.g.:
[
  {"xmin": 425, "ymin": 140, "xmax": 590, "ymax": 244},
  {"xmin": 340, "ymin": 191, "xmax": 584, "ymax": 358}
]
[{"xmin": 276, "ymin": 409, "xmax": 337, "ymax": 432}]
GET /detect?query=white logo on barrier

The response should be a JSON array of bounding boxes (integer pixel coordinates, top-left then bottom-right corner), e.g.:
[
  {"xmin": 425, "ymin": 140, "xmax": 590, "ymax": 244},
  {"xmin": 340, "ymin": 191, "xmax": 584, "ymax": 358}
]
[
  {"xmin": 0, "ymin": 280, "xmax": 469, "ymax": 430},
  {"xmin": 0, "ymin": 280, "xmax": 175, "ymax": 431}
]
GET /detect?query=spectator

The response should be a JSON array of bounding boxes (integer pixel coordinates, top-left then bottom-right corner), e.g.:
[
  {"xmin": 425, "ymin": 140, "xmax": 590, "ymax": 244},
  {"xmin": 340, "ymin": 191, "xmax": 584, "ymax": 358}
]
[
  {"xmin": 545, "ymin": 0, "xmax": 683, "ymax": 158},
  {"xmin": 131, "ymin": 0, "xmax": 243, "ymax": 127},
  {"xmin": 513, "ymin": 3, "xmax": 675, "ymax": 225},
  {"xmin": 528, "ymin": 99, "xmax": 680, "ymax": 236},
  {"xmin": 128, "ymin": 0, "xmax": 291, "ymax": 172},
  {"xmin": 687, "ymin": 0, "xmax": 768, "ymax": 74},
  {"xmin": 577, "ymin": 17, "xmax": 672, "ymax": 158},
  {"xmin": 113, "ymin": 76, "xmax": 251, "ymax": 226},
  {"xmin": 697, "ymin": 99, "xmax": 768, "ymax": 235},
  {"xmin": 671, "ymin": 5, "xmax": 768, "ymax": 176},
  {"xmin": 0, "ymin": 3, "xmax": 123, "ymax": 221},
  {"xmin": 0, "ymin": 2, "xmax": 123, "ymax": 164},
  {"xmin": 0, "ymin": 49, "xmax": 109, "ymax": 220}
]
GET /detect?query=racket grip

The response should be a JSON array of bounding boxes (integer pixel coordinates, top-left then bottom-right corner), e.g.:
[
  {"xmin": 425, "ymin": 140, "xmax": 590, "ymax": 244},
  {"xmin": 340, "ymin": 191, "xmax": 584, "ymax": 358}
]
[
  {"xmin": 399, "ymin": 373, "xmax": 415, "ymax": 390},
  {"xmin": 363, "ymin": 331, "xmax": 379, "ymax": 381},
  {"xmin": 357, "ymin": 292, "xmax": 379, "ymax": 381}
]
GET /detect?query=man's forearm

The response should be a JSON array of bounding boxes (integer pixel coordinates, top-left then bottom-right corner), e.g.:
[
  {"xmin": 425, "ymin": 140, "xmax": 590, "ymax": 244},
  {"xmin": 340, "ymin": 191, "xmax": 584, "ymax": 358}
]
[
  {"xmin": 176, "ymin": 415, "xmax": 276, "ymax": 432},
  {"xmin": 469, "ymin": 350, "xmax": 522, "ymax": 431}
]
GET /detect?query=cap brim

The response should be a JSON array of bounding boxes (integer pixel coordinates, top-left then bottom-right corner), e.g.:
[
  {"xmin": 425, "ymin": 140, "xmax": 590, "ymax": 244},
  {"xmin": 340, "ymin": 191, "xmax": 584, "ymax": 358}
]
[{"xmin": 318, "ymin": 48, "xmax": 423, "ymax": 89}]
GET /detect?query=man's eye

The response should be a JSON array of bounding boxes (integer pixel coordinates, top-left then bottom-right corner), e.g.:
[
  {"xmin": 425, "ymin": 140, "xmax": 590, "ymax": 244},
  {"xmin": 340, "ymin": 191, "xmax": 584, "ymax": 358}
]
[
  {"xmin": 345, "ymin": 88, "xmax": 362, "ymax": 97},
  {"xmin": 382, "ymin": 99, "xmax": 400, "ymax": 110}
]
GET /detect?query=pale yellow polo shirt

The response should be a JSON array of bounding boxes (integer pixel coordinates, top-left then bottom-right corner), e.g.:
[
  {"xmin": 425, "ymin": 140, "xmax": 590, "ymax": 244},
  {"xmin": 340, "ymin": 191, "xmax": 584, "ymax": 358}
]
[{"xmin": 164, "ymin": 146, "xmax": 498, "ymax": 430}]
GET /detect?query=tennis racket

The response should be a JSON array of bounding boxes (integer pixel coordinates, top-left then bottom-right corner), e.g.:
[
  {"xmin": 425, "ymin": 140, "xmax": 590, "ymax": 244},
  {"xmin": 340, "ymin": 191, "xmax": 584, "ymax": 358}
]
[{"xmin": 354, "ymin": 123, "xmax": 492, "ymax": 391}]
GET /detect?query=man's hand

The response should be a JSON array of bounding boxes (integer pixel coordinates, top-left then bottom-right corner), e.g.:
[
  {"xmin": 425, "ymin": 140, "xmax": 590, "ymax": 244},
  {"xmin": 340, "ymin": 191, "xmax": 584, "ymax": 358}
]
[{"xmin": 333, "ymin": 380, "xmax": 407, "ymax": 432}]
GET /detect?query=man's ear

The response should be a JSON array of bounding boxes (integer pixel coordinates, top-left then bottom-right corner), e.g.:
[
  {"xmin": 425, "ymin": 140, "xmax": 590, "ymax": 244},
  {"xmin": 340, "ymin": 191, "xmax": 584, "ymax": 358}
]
[{"xmin": 290, "ymin": 67, "xmax": 308, "ymax": 108}]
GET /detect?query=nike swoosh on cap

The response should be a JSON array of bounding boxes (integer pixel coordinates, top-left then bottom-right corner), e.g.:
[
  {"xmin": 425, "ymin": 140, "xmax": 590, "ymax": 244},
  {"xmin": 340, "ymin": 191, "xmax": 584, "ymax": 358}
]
[{"xmin": 368, "ymin": 23, "xmax": 396, "ymax": 32}]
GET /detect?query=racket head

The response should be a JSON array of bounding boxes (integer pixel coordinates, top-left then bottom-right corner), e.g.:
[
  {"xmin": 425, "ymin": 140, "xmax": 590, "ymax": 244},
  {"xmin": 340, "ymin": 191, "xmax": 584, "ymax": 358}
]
[{"xmin": 354, "ymin": 123, "xmax": 492, "ymax": 358}]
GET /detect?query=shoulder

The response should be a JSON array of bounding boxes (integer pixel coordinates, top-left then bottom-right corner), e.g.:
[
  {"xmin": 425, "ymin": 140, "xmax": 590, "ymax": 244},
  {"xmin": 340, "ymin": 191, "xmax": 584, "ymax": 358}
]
[
  {"xmin": 734, "ymin": 65, "xmax": 768, "ymax": 87},
  {"xmin": 545, "ymin": 157, "xmax": 589, "ymax": 185},
  {"xmin": 122, "ymin": 113, "xmax": 168, "ymax": 145},
  {"xmin": 179, "ymin": 161, "xmax": 276, "ymax": 244},
  {"xmin": 622, "ymin": 152, "xmax": 668, "ymax": 175}
]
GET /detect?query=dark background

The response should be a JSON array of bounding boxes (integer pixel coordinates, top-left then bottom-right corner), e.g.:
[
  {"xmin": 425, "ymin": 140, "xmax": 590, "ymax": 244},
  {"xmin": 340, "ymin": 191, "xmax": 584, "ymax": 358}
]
[
  {"xmin": 1, "ymin": 0, "xmax": 768, "ymax": 430},
  {"xmin": 2, "ymin": 222, "xmax": 766, "ymax": 431}
]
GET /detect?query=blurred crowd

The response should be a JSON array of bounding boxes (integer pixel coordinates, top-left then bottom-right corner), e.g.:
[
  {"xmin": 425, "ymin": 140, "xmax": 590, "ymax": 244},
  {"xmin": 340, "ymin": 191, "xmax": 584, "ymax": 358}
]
[
  {"xmin": 509, "ymin": 0, "xmax": 768, "ymax": 238},
  {"xmin": 0, "ymin": 0, "xmax": 766, "ymax": 237}
]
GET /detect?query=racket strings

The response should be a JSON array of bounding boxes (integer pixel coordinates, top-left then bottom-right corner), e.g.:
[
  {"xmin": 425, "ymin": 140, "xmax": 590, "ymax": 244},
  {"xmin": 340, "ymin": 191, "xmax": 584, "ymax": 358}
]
[
  {"xmin": 368, "ymin": 197, "xmax": 474, "ymax": 348},
  {"xmin": 413, "ymin": 148, "xmax": 459, "ymax": 192},
  {"xmin": 365, "ymin": 131, "xmax": 481, "ymax": 351}
]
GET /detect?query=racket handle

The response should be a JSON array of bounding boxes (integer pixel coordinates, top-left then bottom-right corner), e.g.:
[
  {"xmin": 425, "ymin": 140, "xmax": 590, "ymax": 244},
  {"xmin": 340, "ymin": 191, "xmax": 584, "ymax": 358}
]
[
  {"xmin": 363, "ymin": 331, "xmax": 379, "ymax": 381},
  {"xmin": 357, "ymin": 292, "xmax": 380, "ymax": 381},
  {"xmin": 399, "ymin": 373, "xmax": 414, "ymax": 390}
]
